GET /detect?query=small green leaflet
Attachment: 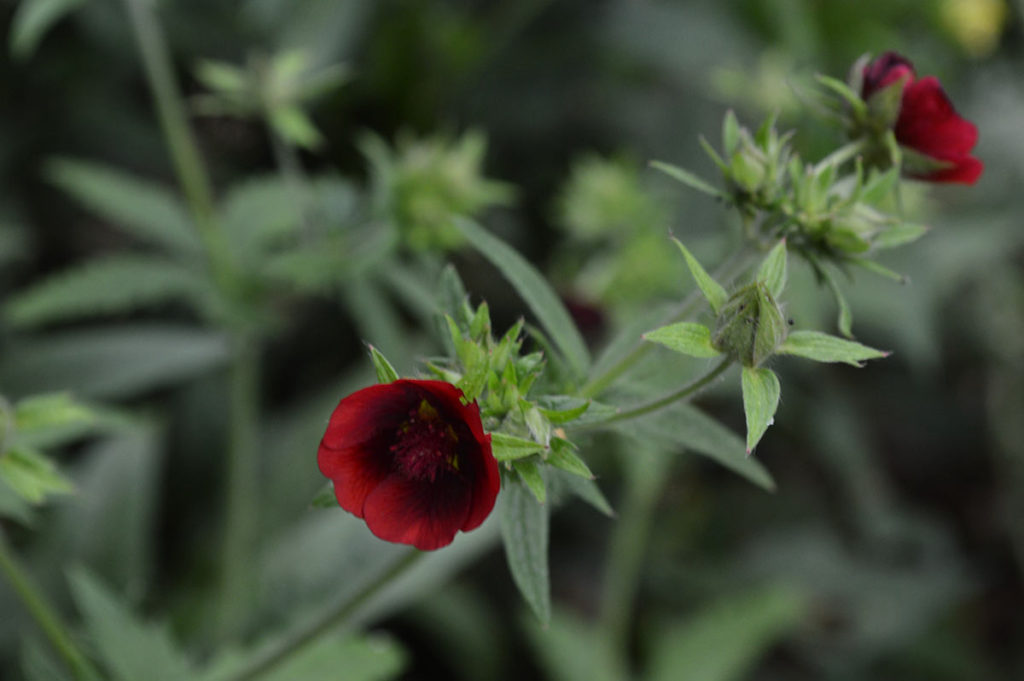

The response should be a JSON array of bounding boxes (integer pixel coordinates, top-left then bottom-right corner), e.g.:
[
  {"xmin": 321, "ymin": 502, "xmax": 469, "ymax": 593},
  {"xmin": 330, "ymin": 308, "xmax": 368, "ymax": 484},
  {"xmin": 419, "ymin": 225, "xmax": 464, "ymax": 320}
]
[
  {"xmin": 741, "ymin": 367, "xmax": 780, "ymax": 453},
  {"xmin": 513, "ymin": 459, "xmax": 546, "ymax": 504},
  {"xmin": 757, "ymin": 240, "xmax": 787, "ymax": 299},
  {"xmin": 310, "ymin": 481, "xmax": 335, "ymax": 509},
  {"xmin": 0, "ymin": 447, "xmax": 74, "ymax": 505},
  {"xmin": 643, "ymin": 322, "xmax": 721, "ymax": 358},
  {"xmin": 547, "ymin": 438, "xmax": 593, "ymax": 479},
  {"xmin": 777, "ymin": 330, "xmax": 888, "ymax": 367},
  {"xmin": 535, "ymin": 395, "xmax": 591, "ymax": 424},
  {"xmin": 672, "ymin": 238, "xmax": 728, "ymax": 314}
]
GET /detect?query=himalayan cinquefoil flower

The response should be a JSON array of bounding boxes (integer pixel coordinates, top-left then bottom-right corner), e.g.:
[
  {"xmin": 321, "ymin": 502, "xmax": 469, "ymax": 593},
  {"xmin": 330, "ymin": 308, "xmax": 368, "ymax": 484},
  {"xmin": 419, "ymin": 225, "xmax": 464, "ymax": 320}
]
[
  {"xmin": 860, "ymin": 51, "xmax": 982, "ymax": 184},
  {"xmin": 318, "ymin": 379, "xmax": 500, "ymax": 550}
]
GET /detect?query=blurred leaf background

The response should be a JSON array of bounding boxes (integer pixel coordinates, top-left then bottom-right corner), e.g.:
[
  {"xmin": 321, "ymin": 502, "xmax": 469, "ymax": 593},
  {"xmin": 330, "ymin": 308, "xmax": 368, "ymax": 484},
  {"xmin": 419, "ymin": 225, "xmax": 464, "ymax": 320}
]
[{"xmin": 1, "ymin": 0, "xmax": 1022, "ymax": 679}]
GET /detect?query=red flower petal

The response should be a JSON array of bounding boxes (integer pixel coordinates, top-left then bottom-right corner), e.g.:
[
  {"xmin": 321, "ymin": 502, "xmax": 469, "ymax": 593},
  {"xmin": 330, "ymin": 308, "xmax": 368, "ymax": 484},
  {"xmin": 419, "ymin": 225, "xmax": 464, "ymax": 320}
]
[
  {"xmin": 923, "ymin": 156, "xmax": 984, "ymax": 184},
  {"xmin": 862, "ymin": 52, "xmax": 915, "ymax": 99},
  {"xmin": 897, "ymin": 77, "xmax": 978, "ymax": 158},
  {"xmin": 362, "ymin": 473, "xmax": 472, "ymax": 550}
]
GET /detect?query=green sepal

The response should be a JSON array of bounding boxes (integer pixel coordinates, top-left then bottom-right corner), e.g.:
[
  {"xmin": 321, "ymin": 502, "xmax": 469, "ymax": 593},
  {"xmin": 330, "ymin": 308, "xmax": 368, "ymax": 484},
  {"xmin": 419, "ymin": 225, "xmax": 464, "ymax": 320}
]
[
  {"xmin": 644, "ymin": 322, "xmax": 722, "ymax": 358},
  {"xmin": 547, "ymin": 437, "xmax": 593, "ymax": 479},
  {"xmin": 776, "ymin": 330, "xmax": 888, "ymax": 367},
  {"xmin": 757, "ymin": 240, "xmax": 788, "ymax": 299},
  {"xmin": 722, "ymin": 110, "xmax": 741, "ymax": 156},
  {"xmin": 367, "ymin": 345, "xmax": 399, "ymax": 384},
  {"xmin": 712, "ymin": 283, "xmax": 788, "ymax": 367},
  {"xmin": 491, "ymin": 432, "xmax": 547, "ymax": 461},
  {"xmin": 741, "ymin": 367, "xmax": 781, "ymax": 453},
  {"xmin": 512, "ymin": 459, "xmax": 546, "ymax": 504},
  {"xmin": 672, "ymin": 238, "xmax": 728, "ymax": 314}
]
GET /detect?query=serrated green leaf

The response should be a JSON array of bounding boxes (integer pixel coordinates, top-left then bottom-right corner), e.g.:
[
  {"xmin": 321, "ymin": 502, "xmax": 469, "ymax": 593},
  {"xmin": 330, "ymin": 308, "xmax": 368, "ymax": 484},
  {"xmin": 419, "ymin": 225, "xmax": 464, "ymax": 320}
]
[
  {"xmin": 453, "ymin": 218, "xmax": 590, "ymax": 377},
  {"xmin": 643, "ymin": 322, "xmax": 721, "ymax": 358},
  {"xmin": 741, "ymin": 367, "xmax": 780, "ymax": 453},
  {"xmin": 535, "ymin": 396, "xmax": 590, "ymax": 424},
  {"xmin": 68, "ymin": 569, "xmax": 194, "ymax": 681},
  {"xmin": 647, "ymin": 584, "xmax": 807, "ymax": 681},
  {"xmin": 0, "ymin": 447, "xmax": 74, "ymax": 505},
  {"xmin": 671, "ymin": 238, "xmax": 728, "ymax": 314},
  {"xmin": 9, "ymin": 0, "xmax": 86, "ymax": 60},
  {"xmin": 45, "ymin": 159, "xmax": 201, "ymax": 255},
  {"xmin": 5, "ymin": 256, "xmax": 211, "ymax": 328},
  {"xmin": 777, "ymin": 330, "xmax": 888, "ymax": 366},
  {"xmin": 757, "ymin": 240, "xmax": 787, "ymax": 299},
  {"xmin": 491, "ymin": 432, "xmax": 546, "ymax": 461},
  {"xmin": 650, "ymin": 161, "xmax": 726, "ymax": 200},
  {"xmin": 367, "ymin": 345, "xmax": 400, "ymax": 383},
  {"xmin": 547, "ymin": 438, "xmax": 593, "ymax": 479},
  {"xmin": 500, "ymin": 475, "xmax": 550, "ymax": 624}
]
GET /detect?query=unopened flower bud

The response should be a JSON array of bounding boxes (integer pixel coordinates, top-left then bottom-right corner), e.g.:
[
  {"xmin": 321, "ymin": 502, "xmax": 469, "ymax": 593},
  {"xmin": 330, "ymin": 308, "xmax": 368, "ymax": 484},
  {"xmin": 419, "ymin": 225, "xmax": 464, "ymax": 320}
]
[{"xmin": 712, "ymin": 282, "xmax": 788, "ymax": 367}]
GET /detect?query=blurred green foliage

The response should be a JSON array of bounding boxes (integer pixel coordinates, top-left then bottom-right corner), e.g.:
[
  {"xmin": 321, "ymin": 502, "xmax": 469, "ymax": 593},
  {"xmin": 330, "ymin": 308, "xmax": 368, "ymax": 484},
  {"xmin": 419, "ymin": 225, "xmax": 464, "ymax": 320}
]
[{"xmin": 0, "ymin": 1, "xmax": 1021, "ymax": 680}]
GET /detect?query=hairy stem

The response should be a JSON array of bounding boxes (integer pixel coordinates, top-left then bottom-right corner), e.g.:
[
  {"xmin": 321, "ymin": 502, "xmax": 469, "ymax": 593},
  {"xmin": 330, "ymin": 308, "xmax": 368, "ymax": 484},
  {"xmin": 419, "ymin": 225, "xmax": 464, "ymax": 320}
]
[
  {"xmin": 219, "ymin": 549, "xmax": 423, "ymax": 681},
  {"xmin": 0, "ymin": 529, "xmax": 101, "ymax": 681},
  {"xmin": 581, "ymin": 356, "xmax": 733, "ymax": 428}
]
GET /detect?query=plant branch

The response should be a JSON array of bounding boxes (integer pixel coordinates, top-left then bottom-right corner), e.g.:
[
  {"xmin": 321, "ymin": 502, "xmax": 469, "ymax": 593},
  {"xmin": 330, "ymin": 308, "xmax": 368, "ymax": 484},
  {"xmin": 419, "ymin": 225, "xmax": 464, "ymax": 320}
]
[
  {"xmin": 218, "ymin": 549, "xmax": 423, "ymax": 681},
  {"xmin": 0, "ymin": 529, "xmax": 101, "ymax": 681}
]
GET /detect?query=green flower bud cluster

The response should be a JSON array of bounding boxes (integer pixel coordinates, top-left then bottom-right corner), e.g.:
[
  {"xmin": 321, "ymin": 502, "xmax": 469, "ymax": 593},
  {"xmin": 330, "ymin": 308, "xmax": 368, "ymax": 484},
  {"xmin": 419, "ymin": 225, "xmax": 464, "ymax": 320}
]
[
  {"xmin": 712, "ymin": 282, "xmax": 788, "ymax": 368},
  {"xmin": 362, "ymin": 130, "xmax": 514, "ymax": 252}
]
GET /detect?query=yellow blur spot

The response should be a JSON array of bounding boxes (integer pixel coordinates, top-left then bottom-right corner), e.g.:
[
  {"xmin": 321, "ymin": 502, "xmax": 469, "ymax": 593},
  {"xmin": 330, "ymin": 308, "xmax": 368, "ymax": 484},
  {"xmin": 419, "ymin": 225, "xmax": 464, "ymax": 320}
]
[{"xmin": 941, "ymin": 0, "xmax": 1008, "ymax": 57}]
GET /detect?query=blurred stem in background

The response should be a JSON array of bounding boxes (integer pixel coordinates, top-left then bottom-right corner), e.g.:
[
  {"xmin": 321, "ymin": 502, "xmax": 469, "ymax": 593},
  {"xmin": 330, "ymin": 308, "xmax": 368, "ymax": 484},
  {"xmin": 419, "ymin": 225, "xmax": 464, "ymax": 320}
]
[
  {"xmin": 0, "ymin": 529, "xmax": 101, "ymax": 681},
  {"xmin": 597, "ymin": 448, "xmax": 672, "ymax": 676},
  {"xmin": 120, "ymin": 0, "xmax": 260, "ymax": 638}
]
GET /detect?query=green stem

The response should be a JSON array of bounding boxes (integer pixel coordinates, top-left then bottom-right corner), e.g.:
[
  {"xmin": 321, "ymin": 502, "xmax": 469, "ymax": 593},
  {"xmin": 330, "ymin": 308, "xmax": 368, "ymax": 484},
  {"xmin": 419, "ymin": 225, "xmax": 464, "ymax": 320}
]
[
  {"xmin": 121, "ymin": 0, "xmax": 230, "ymax": 277},
  {"xmin": 581, "ymin": 246, "xmax": 756, "ymax": 398},
  {"xmin": 218, "ymin": 337, "xmax": 261, "ymax": 637},
  {"xmin": 581, "ymin": 357, "xmax": 733, "ymax": 429},
  {"xmin": 220, "ymin": 549, "xmax": 423, "ymax": 681},
  {"xmin": 0, "ymin": 529, "xmax": 101, "ymax": 681},
  {"xmin": 597, "ymin": 450, "xmax": 670, "ymax": 668}
]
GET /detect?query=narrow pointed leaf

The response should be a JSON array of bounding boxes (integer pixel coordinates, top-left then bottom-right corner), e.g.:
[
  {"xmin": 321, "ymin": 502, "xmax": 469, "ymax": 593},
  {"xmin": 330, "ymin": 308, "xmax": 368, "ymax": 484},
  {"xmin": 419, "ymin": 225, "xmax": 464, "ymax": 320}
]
[
  {"xmin": 547, "ymin": 438, "xmax": 593, "ymax": 479},
  {"xmin": 500, "ymin": 475, "xmax": 550, "ymax": 624},
  {"xmin": 777, "ymin": 330, "xmax": 888, "ymax": 366},
  {"xmin": 722, "ymin": 110, "xmax": 741, "ymax": 155},
  {"xmin": 650, "ymin": 161, "xmax": 726, "ymax": 200},
  {"xmin": 535, "ymin": 396, "xmax": 591, "ymax": 424},
  {"xmin": 491, "ymin": 432, "xmax": 546, "ymax": 461},
  {"xmin": 367, "ymin": 345, "xmax": 399, "ymax": 383},
  {"xmin": 45, "ymin": 159, "xmax": 201, "ymax": 255},
  {"xmin": 874, "ymin": 222, "xmax": 930, "ymax": 250},
  {"xmin": 10, "ymin": 0, "xmax": 86, "ymax": 60},
  {"xmin": 454, "ymin": 218, "xmax": 590, "ymax": 376},
  {"xmin": 757, "ymin": 240, "xmax": 788, "ymax": 299},
  {"xmin": 741, "ymin": 367, "xmax": 780, "ymax": 453},
  {"xmin": 819, "ymin": 265, "xmax": 854, "ymax": 338},
  {"xmin": 643, "ymin": 322, "xmax": 721, "ymax": 358},
  {"xmin": 671, "ymin": 238, "xmax": 728, "ymax": 313},
  {"xmin": 513, "ymin": 459, "xmax": 547, "ymax": 504}
]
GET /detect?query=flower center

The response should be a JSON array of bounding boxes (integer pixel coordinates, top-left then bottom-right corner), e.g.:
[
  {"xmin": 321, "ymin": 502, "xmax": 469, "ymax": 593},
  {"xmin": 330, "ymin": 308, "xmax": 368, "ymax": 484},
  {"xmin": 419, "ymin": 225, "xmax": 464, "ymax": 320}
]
[{"xmin": 390, "ymin": 399, "xmax": 461, "ymax": 481}]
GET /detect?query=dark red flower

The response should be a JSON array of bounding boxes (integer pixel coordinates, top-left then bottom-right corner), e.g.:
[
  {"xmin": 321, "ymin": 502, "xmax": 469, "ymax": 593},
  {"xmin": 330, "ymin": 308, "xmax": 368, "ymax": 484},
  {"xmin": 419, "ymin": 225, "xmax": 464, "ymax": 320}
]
[
  {"xmin": 861, "ymin": 52, "xmax": 982, "ymax": 184},
  {"xmin": 317, "ymin": 379, "xmax": 500, "ymax": 550}
]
